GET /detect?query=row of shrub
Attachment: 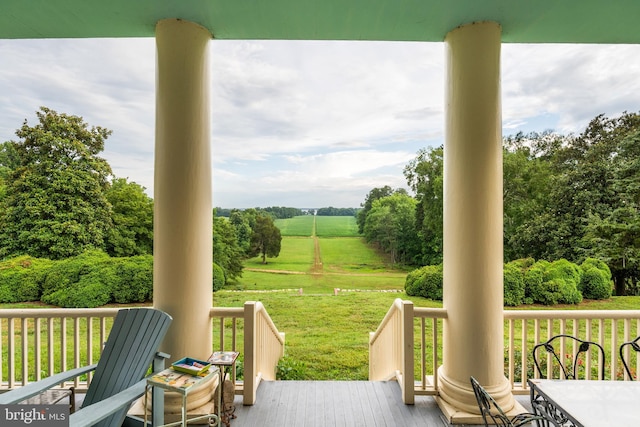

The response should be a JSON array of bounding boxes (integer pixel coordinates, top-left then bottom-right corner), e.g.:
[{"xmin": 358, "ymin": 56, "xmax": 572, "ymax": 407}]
[
  {"xmin": 405, "ymin": 257, "xmax": 613, "ymax": 306},
  {"xmin": 0, "ymin": 251, "xmax": 226, "ymax": 308}
]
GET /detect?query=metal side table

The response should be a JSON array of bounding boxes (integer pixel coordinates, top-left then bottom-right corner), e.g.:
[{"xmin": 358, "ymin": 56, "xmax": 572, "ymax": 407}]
[{"xmin": 145, "ymin": 365, "xmax": 221, "ymax": 427}]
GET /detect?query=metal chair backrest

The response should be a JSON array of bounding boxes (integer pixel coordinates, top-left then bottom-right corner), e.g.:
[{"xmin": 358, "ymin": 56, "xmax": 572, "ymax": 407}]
[
  {"xmin": 532, "ymin": 334, "xmax": 605, "ymax": 380},
  {"xmin": 470, "ymin": 376, "xmax": 545, "ymax": 427},
  {"xmin": 81, "ymin": 308, "xmax": 172, "ymax": 427},
  {"xmin": 620, "ymin": 336, "xmax": 640, "ymax": 380}
]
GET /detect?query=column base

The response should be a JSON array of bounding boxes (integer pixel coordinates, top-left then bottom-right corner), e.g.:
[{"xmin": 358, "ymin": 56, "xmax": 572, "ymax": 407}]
[
  {"xmin": 435, "ymin": 396, "xmax": 528, "ymax": 425},
  {"xmin": 436, "ymin": 366, "xmax": 516, "ymax": 421}
]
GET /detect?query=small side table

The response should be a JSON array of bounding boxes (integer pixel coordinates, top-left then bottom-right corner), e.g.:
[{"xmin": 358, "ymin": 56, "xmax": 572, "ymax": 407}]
[
  {"xmin": 208, "ymin": 352, "xmax": 239, "ymax": 427},
  {"xmin": 145, "ymin": 365, "xmax": 221, "ymax": 427}
]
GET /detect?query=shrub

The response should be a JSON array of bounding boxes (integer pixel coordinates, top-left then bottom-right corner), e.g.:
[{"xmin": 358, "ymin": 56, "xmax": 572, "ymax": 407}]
[
  {"xmin": 504, "ymin": 262, "xmax": 525, "ymax": 306},
  {"xmin": 41, "ymin": 251, "xmax": 115, "ymax": 308},
  {"xmin": 0, "ymin": 256, "xmax": 53, "ymax": 302},
  {"xmin": 524, "ymin": 260, "xmax": 550, "ymax": 304},
  {"xmin": 580, "ymin": 258, "xmax": 612, "ymax": 300},
  {"xmin": 213, "ymin": 263, "xmax": 226, "ymax": 292},
  {"xmin": 113, "ymin": 255, "xmax": 153, "ymax": 303},
  {"xmin": 404, "ymin": 264, "xmax": 443, "ymax": 300},
  {"xmin": 545, "ymin": 259, "xmax": 582, "ymax": 304}
]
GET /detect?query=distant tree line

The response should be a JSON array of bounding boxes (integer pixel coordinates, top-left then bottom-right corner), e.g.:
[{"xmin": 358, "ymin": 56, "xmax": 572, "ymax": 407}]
[
  {"xmin": 215, "ymin": 206, "xmax": 304, "ymax": 219},
  {"xmin": 359, "ymin": 111, "xmax": 640, "ymax": 296},
  {"xmin": 316, "ymin": 207, "xmax": 358, "ymax": 216}
]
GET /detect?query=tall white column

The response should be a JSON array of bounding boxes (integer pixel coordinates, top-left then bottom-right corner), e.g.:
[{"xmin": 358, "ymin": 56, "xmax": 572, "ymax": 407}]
[
  {"xmin": 154, "ymin": 19, "xmax": 213, "ymax": 361},
  {"xmin": 437, "ymin": 21, "xmax": 514, "ymax": 415}
]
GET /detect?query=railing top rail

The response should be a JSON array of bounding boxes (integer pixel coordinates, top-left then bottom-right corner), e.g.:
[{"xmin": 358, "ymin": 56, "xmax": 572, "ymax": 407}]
[
  {"xmin": 505, "ymin": 310, "xmax": 640, "ymax": 320},
  {"xmin": 0, "ymin": 308, "xmax": 120, "ymax": 318},
  {"xmin": 210, "ymin": 307, "xmax": 244, "ymax": 317},
  {"xmin": 250, "ymin": 301, "xmax": 285, "ymax": 346},
  {"xmin": 370, "ymin": 298, "xmax": 412, "ymax": 343},
  {"xmin": 413, "ymin": 307, "xmax": 448, "ymax": 319}
]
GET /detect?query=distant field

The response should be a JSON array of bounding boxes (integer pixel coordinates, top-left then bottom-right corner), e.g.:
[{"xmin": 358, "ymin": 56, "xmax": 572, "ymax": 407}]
[
  {"xmin": 274, "ymin": 216, "xmax": 314, "ymax": 236},
  {"xmin": 314, "ymin": 216, "xmax": 359, "ymax": 237}
]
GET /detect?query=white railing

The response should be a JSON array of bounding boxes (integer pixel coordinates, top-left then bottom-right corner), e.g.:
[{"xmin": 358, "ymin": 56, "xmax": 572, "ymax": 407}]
[
  {"xmin": 369, "ymin": 298, "xmax": 447, "ymax": 404},
  {"xmin": 504, "ymin": 310, "xmax": 640, "ymax": 393},
  {"xmin": 370, "ymin": 300, "xmax": 640, "ymax": 403},
  {"xmin": 211, "ymin": 301, "xmax": 286, "ymax": 405},
  {"xmin": 0, "ymin": 308, "xmax": 119, "ymax": 390},
  {"xmin": 0, "ymin": 303, "xmax": 286, "ymax": 406}
]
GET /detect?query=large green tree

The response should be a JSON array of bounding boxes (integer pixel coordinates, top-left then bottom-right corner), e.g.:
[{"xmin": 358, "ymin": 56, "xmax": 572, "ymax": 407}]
[
  {"xmin": 105, "ymin": 178, "xmax": 154, "ymax": 257},
  {"xmin": 0, "ymin": 107, "xmax": 113, "ymax": 260},
  {"xmin": 249, "ymin": 213, "xmax": 282, "ymax": 264},
  {"xmin": 363, "ymin": 192, "xmax": 420, "ymax": 264},
  {"xmin": 356, "ymin": 186, "xmax": 397, "ymax": 234},
  {"xmin": 403, "ymin": 146, "xmax": 444, "ymax": 265},
  {"xmin": 213, "ymin": 211, "xmax": 245, "ymax": 280}
]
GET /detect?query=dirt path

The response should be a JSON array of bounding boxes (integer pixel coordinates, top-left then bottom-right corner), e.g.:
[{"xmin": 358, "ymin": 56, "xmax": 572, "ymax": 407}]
[{"xmin": 310, "ymin": 215, "xmax": 323, "ymax": 274}]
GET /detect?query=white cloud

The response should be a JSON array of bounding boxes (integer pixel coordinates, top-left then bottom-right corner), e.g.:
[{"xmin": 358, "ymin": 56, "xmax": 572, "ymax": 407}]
[{"xmin": 2, "ymin": 39, "xmax": 640, "ymax": 208}]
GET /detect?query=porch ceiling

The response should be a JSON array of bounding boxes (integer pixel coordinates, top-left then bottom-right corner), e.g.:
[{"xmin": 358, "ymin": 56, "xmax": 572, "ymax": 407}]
[{"xmin": 2, "ymin": 0, "xmax": 640, "ymax": 43}]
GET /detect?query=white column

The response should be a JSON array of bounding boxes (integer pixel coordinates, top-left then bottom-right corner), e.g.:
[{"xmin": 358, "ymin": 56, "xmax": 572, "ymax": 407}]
[
  {"xmin": 437, "ymin": 21, "xmax": 514, "ymax": 414},
  {"xmin": 154, "ymin": 18, "xmax": 213, "ymax": 361}
]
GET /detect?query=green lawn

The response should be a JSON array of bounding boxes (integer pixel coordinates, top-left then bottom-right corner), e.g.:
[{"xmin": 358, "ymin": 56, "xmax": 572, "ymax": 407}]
[
  {"xmin": 274, "ymin": 216, "xmax": 314, "ymax": 236},
  {"xmin": 319, "ymin": 237, "xmax": 393, "ymax": 273},
  {"xmin": 315, "ymin": 216, "xmax": 359, "ymax": 237},
  {"xmin": 243, "ymin": 237, "xmax": 314, "ymax": 272}
]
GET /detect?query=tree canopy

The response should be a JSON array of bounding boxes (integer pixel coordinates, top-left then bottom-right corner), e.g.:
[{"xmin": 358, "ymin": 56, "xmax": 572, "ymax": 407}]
[{"xmin": 0, "ymin": 107, "xmax": 113, "ymax": 259}]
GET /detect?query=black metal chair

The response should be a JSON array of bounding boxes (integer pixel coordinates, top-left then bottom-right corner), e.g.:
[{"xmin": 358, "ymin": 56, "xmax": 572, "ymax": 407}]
[
  {"xmin": 471, "ymin": 376, "xmax": 546, "ymax": 427},
  {"xmin": 620, "ymin": 336, "xmax": 640, "ymax": 380},
  {"xmin": 532, "ymin": 334, "xmax": 605, "ymax": 380}
]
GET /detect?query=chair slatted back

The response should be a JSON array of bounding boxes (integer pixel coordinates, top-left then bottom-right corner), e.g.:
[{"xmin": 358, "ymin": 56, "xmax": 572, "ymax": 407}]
[
  {"xmin": 82, "ymin": 308, "xmax": 172, "ymax": 427},
  {"xmin": 620, "ymin": 336, "xmax": 640, "ymax": 380},
  {"xmin": 532, "ymin": 334, "xmax": 605, "ymax": 380}
]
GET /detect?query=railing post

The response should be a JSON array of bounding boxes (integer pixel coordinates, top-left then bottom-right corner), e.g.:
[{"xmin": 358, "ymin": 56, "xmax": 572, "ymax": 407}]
[
  {"xmin": 401, "ymin": 300, "xmax": 415, "ymax": 404},
  {"xmin": 243, "ymin": 301, "xmax": 257, "ymax": 405}
]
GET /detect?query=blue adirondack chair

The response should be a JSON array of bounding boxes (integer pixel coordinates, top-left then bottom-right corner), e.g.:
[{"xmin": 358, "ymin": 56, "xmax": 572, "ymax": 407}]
[{"xmin": 0, "ymin": 307, "xmax": 172, "ymax": 427}]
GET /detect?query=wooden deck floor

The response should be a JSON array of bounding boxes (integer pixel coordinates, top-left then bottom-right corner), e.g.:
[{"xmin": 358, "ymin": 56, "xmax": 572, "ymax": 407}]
[
  {"xmin": 231, "ymin": 381, "xmax": 444, "ymax": 427},
  {"xmin": 228, "ymin": 381, "xmax": 534, "ymax": 427}
]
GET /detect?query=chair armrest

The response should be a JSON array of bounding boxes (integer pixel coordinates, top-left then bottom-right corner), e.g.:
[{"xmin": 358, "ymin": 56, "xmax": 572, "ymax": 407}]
[
  {"xmin": 69, "ymin": 378, "xmax": 147, "ymax": 427},
  {"xmin": 0, "ymin": 364, "xmax": 98, "ymax": 405}
]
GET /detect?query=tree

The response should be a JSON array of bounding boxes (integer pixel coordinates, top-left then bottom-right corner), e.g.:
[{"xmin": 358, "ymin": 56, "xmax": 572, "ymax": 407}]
[
  {"xmin": 249, "ymin": 213, "xmax": 282, "ymax": 264},
  {"xmin": 404, "ymin": 146, "xmax": 444, "ymax": 265},
  {"xmin": 363, "ymin": 193, "xmax": 420, "ymax": 264},
  {"xmin": 356, "ymin": 186, "xmax": 396, "ymax": 234},
  {"xmin": 503, "ymin": 132, "xmax": 555, "ymax": 261},
  {"xmin": 105, "ymin": 178, "xmax": 154, "ymax": 257},
  {"xmin": 213, "ymin": 212, "xmax": 244, "ymax": 280},
  {"xmin": 0, "ymin": 107, "xmax": 113, "ymax": 260},
  {"xmin": 0, "ymin": 141, "xmax": 19, "ymax": 204}
]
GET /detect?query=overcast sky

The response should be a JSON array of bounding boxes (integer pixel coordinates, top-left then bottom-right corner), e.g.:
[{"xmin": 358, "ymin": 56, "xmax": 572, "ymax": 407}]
[{"xmin": 1, "ymin": 39, "xmax": 640, "ymax": 208}]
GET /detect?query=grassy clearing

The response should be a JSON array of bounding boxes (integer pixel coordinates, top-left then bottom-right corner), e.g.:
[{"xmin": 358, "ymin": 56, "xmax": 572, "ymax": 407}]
[
  {"xmin": 320, "ymin": 238, "xmax": 395, "ymax": 273},
  {"xmin": 243, "ymin": 237, "xmax": 314, "ymax": 272},
  {"xmin": 315, "ymin": 216, "xmax": 359, "ymax": 237},
  {"xmin": 274, "ymin": 216, "xmax": 314, "ymax": 236}
]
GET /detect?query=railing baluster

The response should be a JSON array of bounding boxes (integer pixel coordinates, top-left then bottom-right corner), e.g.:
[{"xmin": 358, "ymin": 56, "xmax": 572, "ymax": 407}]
[
  {"xmin": 521, "ymin": 318, "xmax": 527, "ymax": 388},
  {"xmin": 21, "ymin": 318, "xmax": 28, "ymax": 385},
  {"xmin": 420, "ymin": 317, "xmax": 425, "ymax": 390},
  {"xmin": 47, "ymin": 318, "xmax": 54, "ymax": 378},
  {"xmin": 35, "ymin": 318, "xmax": 42, "ymax": 381},
  {"xmin": 8, "ymin": 317, "xmax": 15, "ymax": 388},
  {"xmin": 508, "ymin": 319, "xmax": 515, "ymax": 387}
]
